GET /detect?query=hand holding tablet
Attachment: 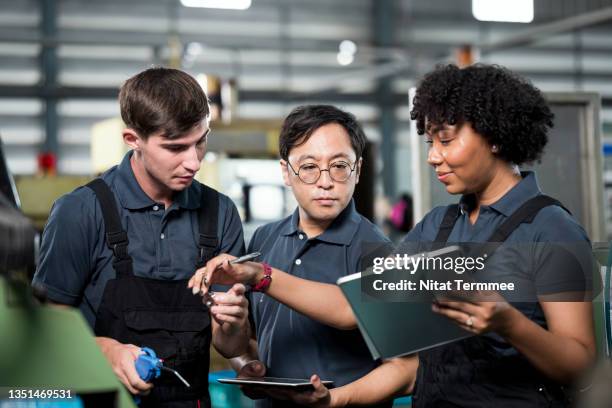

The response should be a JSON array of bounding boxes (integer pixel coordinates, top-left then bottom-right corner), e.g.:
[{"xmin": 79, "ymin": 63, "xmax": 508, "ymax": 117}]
[{"xmin": 218, "ymin": 376, "xmax": 334, "ymax": 390}]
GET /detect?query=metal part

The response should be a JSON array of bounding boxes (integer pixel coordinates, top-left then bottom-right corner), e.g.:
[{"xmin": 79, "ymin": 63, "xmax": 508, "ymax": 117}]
[
  {"xmin": 199, "ymin": 251, "xmax": 262, "ymax": 305},
  {"xmin": 161, "ymin": 367, "xmax": 191, "ymax": 388},
  {"xmin": 229, "ymin": 251, "xmax": 261, "ymax": 264}
]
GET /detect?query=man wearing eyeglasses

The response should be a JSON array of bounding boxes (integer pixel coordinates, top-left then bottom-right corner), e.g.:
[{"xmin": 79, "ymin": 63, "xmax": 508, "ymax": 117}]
[{"xmin": 189, "ymin": 104, "xmax": 395, "ymax": 407}]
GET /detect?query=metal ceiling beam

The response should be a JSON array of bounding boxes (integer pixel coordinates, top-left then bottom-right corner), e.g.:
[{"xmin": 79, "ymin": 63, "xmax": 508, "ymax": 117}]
[
  {"xmin": 480, "ymin": 6, "xmax": 612, "ymax": 53},
  {"xmin": 296, "ymin": 60, "xmax": 413, "ymax": 95},
  {"xmin": 374, "ymin": 0, "xmax": 397, "ymax": 199},
  {"xmin": 40, "ymin": 0, "xmax": 58, "ymax": 157},
  {"xmin": 3, "ymin": 23, "xmax": 612, "ymax": 58},
  {"xmin": 0, "ymin": 27, "xmax": 348, "ymax": 53},
  {"xmin": 0, "ymin": 85, "xmax": 119, "ymax": 99},
  {"xmin": 3, "ymin": 86, "xmax": 612, "ymax": 110},
  {"xmin": 301, "ymin": 6, "xmax": 612, "ymax": 96},
  {"xmin": 0, "ymin": 85, "xmax": 388, "ymax": 104}
]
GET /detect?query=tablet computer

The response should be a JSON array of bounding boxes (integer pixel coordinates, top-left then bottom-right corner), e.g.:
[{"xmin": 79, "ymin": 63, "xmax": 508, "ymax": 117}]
[
  {"xmin": 337, "ymin": 245, "xmax": 474, "ymax": 360},
  {"xmin": 217, "ymin": 377, "xmax": 334, "ymax": 390}
]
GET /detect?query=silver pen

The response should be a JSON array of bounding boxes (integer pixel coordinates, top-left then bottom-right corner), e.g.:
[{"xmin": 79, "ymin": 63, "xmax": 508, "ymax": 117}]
[
  {"xmin": 229, "ymin": 251, "xmax": 261, "ymax": 265},
  {"xmin": 201, "ymin": 251, "xmax": 262, "ymax": 307}
]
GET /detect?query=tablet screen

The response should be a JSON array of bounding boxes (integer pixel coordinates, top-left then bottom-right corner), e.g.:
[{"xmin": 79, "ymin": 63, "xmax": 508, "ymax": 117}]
[{"xmin": 218, "ymin": 377, "xmax": 334, "ymax": 388}]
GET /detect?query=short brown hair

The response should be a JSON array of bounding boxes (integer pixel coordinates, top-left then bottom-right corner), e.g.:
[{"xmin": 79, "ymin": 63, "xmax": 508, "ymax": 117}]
[{"xmin": 119, "ymin": 67, "xmax": 210, "ymax": 139}]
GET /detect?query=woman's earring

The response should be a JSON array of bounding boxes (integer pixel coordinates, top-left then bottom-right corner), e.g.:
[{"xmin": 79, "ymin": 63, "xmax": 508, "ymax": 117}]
[{"xmin": 491, "ymin": 145, "xmax": 499, "ymax": 153}]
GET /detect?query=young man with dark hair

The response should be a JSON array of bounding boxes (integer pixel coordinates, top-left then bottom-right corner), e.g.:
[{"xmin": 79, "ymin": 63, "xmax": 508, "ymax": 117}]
[
  {"xmin": 189, "ymin": 104, "xmax": 407, "ymax": 408},
  {"xmin": 33, "ymin": 67, "xmax": 249, "ymax": 408}
]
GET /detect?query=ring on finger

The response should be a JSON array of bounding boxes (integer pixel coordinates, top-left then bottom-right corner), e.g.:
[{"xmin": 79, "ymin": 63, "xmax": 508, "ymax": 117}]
[{"xmin": 465, "ymin": 315, "xmax": 474, "ymax": 327}]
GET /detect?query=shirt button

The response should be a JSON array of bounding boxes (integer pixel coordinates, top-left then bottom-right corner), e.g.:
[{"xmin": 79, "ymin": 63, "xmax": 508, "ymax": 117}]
[
  {"xmin": 160, "ymin": 233, "xmax": 165, "ymax": 239},
  {"xmin": 153, "ymin": 205, "xmax": 159, "ymax": 211},
  {"xmin": 299, "ymin": 234, "xmax": 304, "ymax": 240},
  {"xmin": 295, "ymin": 259, "xmax": 302, "ymax": 265}
]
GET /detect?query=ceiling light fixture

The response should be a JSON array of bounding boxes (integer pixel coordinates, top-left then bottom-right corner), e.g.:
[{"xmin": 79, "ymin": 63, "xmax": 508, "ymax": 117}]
[
  {"xmin": 337, "ymin": 39, "xmax": 357, "ymax": 66},
  {"xmin": 472, "ymin": 0, "xmax": 533, "ymax": 23},
  {"xmin": 180, "ymin": 0, "xmax": 252, "ymax": 10},
  {"xmin": 337, "ymin": 52, "xmax": 354, "ymax": 66},
  {"xmin": 339, "ymin": 40, "xmax": 357, "ymax": 55}
]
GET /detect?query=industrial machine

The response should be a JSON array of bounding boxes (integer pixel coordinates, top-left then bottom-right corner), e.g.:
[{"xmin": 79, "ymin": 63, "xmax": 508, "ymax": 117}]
[{"xmin": 0, "ymin": 136, "xmax": 136, "ymax": 408}]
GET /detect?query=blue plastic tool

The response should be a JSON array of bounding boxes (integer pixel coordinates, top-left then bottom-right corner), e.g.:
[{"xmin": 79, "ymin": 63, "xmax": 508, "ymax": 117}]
[
  {"xmin": 133, "ymin": 347, "xmax": 192, "ymax": 405},
  {"xmin": 135, "ymin": 347, "xmax": 191, "ymax": 387},
  {"xmin": 135, "ymin": 347, "xmax": 162, "ymax": 382}
]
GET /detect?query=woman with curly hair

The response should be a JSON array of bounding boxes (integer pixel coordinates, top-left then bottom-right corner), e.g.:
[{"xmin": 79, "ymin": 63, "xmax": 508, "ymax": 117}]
[
  {"xmin": 280, "ymin": 64, "xmax": 596, "ymax": 408},
  {"xmin": 400, "ymin": 63, "xmax": 595, "ymax": 407}
]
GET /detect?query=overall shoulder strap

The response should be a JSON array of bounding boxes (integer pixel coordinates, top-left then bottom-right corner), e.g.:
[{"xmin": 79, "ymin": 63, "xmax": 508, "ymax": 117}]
[
  {"xmin": 197, "ymin": 184, "xmax": 220, "ymax": 266},
  {"xmin": 487, "ymin": 195, "xmax": 570, "ymax": 242},
  {"xmin": 434, "ymin": 204, "xmax": 461, "ymax": 243},
  {"xmin": 86, "ymin": 178, "xmax": 133, "ymax": 277}
]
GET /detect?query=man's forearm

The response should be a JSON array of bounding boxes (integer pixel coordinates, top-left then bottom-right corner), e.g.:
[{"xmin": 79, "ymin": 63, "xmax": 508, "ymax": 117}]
[
  {"xmin": 229, "ymin": 338, "xmax": 260, "ymax": 373},
  {"xmin": 330, "ymin": 355, "xmax": 418, "ymax": 407}
]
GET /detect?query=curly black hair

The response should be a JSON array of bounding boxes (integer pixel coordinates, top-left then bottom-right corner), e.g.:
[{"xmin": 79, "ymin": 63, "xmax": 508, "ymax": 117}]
[{"xmin": 410, "ymin": 64, "xmax": 554, "ymax": 165}]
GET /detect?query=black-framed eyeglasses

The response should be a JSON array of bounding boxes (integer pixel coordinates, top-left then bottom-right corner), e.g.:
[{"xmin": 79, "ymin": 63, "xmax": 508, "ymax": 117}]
[{"xmin": 287, "ymin": 160, "xmax": 358, "ymax": 184}]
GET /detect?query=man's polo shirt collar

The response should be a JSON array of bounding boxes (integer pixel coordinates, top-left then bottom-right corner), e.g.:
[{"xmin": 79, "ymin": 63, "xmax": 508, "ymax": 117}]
[
  {"xmin": 174, "ymin": 183, "xmax": 201, "ymax": 210},
  {"xmin": 458, "ymin": 171, "xmax": 542, "ymax": 216},
  {"xmin": 113, "ymin": 151, "xmax": 201, "ymax": 210},
  {"xmin": 281, "ymin": 199, "xmax": 361, "ymax": 246}
]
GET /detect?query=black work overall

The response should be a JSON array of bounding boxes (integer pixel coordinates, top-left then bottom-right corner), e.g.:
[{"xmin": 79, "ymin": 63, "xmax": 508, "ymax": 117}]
[
  {"xmin": 412, "ymin": 195, "xmax": 572, "ymax": 408},
  {"xmin": 87, "ymin": 179, "xmax": 218, "ymax": 408}
]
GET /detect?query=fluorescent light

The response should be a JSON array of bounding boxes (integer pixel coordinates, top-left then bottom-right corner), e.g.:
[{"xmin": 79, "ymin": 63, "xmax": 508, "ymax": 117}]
[
  {"xmin": 337, "ymin": 40, "xmax": 356, "ymax": 66},
  {"xmin": 186, "ymin": 42, "xmax": 204, "ymax": 56},
  {"xmin": 337, "ymin": 52, "xmax": 354, "ymax": 66},
  {"xmin": 472, "ymin": 0, "xmax": 533, "ymax": 23},
  {"xmin": 180, "ymin": 0, "xmax": 252, "ymax": 10},
  {"xmin": 339, "ymin": 40, "xmax": 357, "ymax": 55}
]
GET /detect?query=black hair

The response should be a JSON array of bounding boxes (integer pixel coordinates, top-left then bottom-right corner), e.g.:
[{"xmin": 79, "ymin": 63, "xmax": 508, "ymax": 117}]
[
  {"xmin": 410, "ymin": 63, "xmax": 554, "ymax": 165},
  {"xmin": 279, "ymin": 105, "xmax": 366, "ymax": 161},
  {"xmin": 119, "ymin": 67, "xmax": 209, "ymax": 140}
]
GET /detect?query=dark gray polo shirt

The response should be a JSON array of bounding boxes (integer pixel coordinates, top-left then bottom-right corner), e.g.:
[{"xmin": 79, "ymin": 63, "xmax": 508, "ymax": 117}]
[
  {"xmin": 401, "ymin": 171, "xmax": 591, "ymax": 352},
  {"xmin": 33, "ymin": 151, "xmax": 245, "ymax": 328},
  {"xmin": 403, "ymin": 172, "xmax": 589, "ymax": 245},
  {"xmin": 247, "ymin": 200, "xmax": 392, "ymax": 408}
]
